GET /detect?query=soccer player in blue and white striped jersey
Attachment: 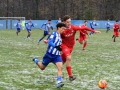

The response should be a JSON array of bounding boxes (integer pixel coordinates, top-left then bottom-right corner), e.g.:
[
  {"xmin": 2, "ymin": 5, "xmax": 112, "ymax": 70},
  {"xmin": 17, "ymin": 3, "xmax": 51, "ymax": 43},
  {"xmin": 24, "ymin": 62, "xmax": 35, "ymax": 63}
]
[
  {"xmin": 25, "ymin": 19, "xmax": 34, "ymax": 38},
  {"xmin": 89, "ymin": 19, "xmax": 97, "ymax": 36},
  {"xmin": 106, "ymin": 19, "xmax": 111, "ymax": 33},
  {"xmin": 33, "ymin": 23, "xmax": 66, "ymax": 88},
  {"xmin": 38, "ymin": 19, "xmax": 53, "ymax": 44},
  {"xmin": 56, "ymin": 18, "xmax": 62, "ymax": 24},
  {"xmin": 16, "ymin": 19, "xmax": 22, "ymax": 36}
]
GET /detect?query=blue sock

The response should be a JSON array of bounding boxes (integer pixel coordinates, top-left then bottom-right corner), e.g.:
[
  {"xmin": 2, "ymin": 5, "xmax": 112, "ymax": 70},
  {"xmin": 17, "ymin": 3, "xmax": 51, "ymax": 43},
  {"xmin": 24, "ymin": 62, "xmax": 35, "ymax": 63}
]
[
  {"xmin": 57, "ymin": 76, "xmax": 62, "ymax": 83},
  {"xmin": 39, "ymin": 37, "xmax": 44, "ymax": 42},
  {"xmin": 34, "ymin": 59, "xmax": 39, "ymax": 65},
  {"xmin": 47, "ymin": 35, "xmax": 50, "ymax": 40}
]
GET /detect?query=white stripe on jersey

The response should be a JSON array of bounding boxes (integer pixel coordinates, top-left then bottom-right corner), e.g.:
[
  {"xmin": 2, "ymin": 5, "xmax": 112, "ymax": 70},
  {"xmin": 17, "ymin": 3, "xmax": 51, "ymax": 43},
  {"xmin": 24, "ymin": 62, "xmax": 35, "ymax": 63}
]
[{"xmin": 47, "ymin": 31, "xmax": 61, "ymax": 55}]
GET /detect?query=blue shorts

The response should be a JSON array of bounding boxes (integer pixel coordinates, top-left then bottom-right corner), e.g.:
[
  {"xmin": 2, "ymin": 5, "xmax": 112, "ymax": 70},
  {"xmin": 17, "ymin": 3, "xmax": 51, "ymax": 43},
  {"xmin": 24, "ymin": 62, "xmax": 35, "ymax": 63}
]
[
  {"xmin": 17, "ymin": 28, "xmax": 21, "ymax": 31},
  {"xmin": 91, "ymin": 27, "xmax": 94, "ymax": 30},
  {"xmin": 27, "ymin": 29, "xmax": 31, "ymax": 32},
  {"xmin": 107, "ymin": 27, "xmax": 110, "ymax": 29},
  {"xmin": 42, "ymin": 52, "xmax": 62, "ymax": 66},
  {"xmin": 44, "ymin": 31, "xmax": 49, "ymax": 36}
]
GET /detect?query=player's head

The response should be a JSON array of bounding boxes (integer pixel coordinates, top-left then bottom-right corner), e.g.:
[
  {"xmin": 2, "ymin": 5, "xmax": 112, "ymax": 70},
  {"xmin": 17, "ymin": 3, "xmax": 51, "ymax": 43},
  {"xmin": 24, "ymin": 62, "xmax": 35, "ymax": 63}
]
[
  {"xmin": 63, "ymin": 15, "xmax": 71, "ymax": 28},
  {"xmin": 84, "ymin": 20, "xmax": 88, "ymax": 26},
  {"xmin": 56, "ymin": 23, "xmax": 66, "ymax": 34},
  {"xmin": 48, "ymin": 19, "xmax": 51, "ymax": 24},
  {"xmin": 116, "ymin": 20, "xmax": 119, "ymax": 23},
  {"xmin": 18, "ymin": 19, "xmax": 20, "ymax": 22},
  {"xmin": 29, "ymin": 19, "xmax": 32, "ymax": 22},
  {"xmin": 59, "ymin": 18, "xmax": 61, "ymax": 20}
]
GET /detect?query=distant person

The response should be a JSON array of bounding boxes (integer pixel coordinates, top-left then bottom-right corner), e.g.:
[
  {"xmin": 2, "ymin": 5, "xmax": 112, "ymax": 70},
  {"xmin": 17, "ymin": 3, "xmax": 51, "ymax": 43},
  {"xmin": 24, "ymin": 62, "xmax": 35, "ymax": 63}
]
[
  {"xmin": 33, "ymin": 23, "xmax": 66, "ymax": 88},
  {"xmin": 25, "ymin": 19, "xmax": 34, "ymax": 38},
  {"xmin": 112, "ymin": 20, "xmax": 120, "ymax": 42},
  {"xmin": 38, "ymin": 19, "xmax": 53, "ymax": 44},
  {"xmin": 22, "ymin": 20, "xmax": 25, "ymax": 30},
  {"xmin": 76, "ymin": 20, "xmax": 89, "ymax": 50},
  {"xmin": 56, "ymin": 18, "xmax": 62, "ymax": 24},
  {"xmin": 89, "ymin": 19, "xmax": 97, "ymax": 36},
  {"xmin": 16, "ymin": 19, "xmax": 22, "ymax": 36},
  {"xmin": 106, "ymin": 19, "xmax": 111, "ymax": 33}
]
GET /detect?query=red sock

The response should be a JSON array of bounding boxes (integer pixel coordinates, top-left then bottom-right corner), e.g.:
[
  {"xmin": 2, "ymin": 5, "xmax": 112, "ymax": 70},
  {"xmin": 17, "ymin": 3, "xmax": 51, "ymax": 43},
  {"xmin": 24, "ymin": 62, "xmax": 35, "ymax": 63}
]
[
  {"xmin": 66, "ymin": 66, "xmax": 72, "ymax": 77},
  {"xmin": 83, "ymin": 42, "xmax": 87, "ymax": 49}
]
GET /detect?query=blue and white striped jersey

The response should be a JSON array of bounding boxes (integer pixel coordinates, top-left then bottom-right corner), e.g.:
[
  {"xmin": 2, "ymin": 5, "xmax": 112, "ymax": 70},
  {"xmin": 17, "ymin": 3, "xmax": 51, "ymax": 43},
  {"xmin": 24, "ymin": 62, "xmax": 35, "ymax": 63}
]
[
  {"xmin": 106, "ymin": 22, "xmax": 110, "ymax": 28},
  {"xmin": 25, "ymin": 22, "xmax": 34, "ymax": 29},
  {"xmin": 56, "ymin": 20, "xmax": 61, "ymax": 24},
  {"xmin": 16, "ymin": 22, "xmax": 21, "ymax": 29},
  {"xmin": 90, "ymin": 21, "xmax": 97, "ymax": 29},
  {"xmin": 41, "ymin": 23, "xmax": 53, "ymax": 31},
  {"xmin": 47, "ymin": 31, "xmax": 62, "ymax": 55}
]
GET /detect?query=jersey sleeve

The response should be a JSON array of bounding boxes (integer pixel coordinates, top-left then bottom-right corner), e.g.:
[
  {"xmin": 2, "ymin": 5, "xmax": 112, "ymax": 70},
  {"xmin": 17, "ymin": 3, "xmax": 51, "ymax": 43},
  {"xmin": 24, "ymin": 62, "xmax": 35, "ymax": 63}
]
[{"xmin": 48, "ymin": 32, "xmax": 55, "ymax": 47}]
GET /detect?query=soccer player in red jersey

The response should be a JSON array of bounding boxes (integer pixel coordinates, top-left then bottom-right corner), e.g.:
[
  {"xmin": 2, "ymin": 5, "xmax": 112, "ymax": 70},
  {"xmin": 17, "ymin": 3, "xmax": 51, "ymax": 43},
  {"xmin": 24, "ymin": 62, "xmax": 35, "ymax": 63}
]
[
  {"xmin": 61, "ymin": 15, "xmax": 101, "ymax": 81},
  {"xmin": 112, "ymin": 20, "xmax": 120, "ymax": 42},
  {"xmin": 76, "ymin": 20, "xmax": 89, "ymax": 50}
]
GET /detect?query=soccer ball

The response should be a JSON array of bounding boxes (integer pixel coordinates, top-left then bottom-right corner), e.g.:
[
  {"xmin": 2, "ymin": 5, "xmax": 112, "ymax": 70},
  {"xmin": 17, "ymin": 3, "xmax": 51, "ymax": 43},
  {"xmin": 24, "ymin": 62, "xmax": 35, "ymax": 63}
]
[{"xmin": 98, "ymin": 80, "xmax": 107, "ymax": 89}]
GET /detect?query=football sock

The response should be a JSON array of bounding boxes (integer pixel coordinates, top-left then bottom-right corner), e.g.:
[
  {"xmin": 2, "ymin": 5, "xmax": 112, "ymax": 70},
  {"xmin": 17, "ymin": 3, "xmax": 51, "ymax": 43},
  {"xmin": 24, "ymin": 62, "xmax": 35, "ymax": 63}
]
[
  {"xmin": 39, "ymin": 37, "xmax": 44, "ymax": 42},
  {"xmin": 66, "ymin": 66, "xmax": 72, "ymax": 77},
  {"xmin": 33, "ymin": 59, "xmax": 39, "ymax": 65},
  {"xmin": 83, "ymin": 42, "xmax": 87, "ymax": 49},
  {"xmin": 112, "ymin": 35, "xmax": 114, "ymax": 38},
  {"xmin": 47, "ymin": 35, "xmax": 50, "ymax": 40},
  {"xmin": 57, "ymin": 76, "xmax": 62, "ymax": 83}
]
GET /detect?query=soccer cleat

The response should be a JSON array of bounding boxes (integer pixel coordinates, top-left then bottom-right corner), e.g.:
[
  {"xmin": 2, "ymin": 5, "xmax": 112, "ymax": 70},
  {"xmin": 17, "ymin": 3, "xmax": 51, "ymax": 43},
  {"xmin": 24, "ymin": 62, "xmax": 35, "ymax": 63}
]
[
  {"xmin": 56, "ymin": 82, "xmax": 64, "ymax": 88},
  {"xmin": 69, "ymin": 76, "xmax": 76, "ymax": 81}
]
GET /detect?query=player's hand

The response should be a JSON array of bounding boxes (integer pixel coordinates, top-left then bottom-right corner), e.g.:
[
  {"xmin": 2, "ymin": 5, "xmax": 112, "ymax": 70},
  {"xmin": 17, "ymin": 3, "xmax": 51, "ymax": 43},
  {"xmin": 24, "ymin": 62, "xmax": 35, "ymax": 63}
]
[
  {"xmin": 55, "ymin": 45, "xmax": 62, "ymax": 51},
  {"xmin": 95, "ymin": 30, "xmax": 101, "ymax": 33}
]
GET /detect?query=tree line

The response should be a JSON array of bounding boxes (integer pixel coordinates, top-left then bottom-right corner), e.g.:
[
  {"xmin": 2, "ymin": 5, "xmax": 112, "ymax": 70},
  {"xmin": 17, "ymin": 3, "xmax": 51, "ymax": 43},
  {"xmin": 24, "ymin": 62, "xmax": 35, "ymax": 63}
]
[{"xmin": 0, "ymin": 0, "xmax": 120, "ymax": 20}]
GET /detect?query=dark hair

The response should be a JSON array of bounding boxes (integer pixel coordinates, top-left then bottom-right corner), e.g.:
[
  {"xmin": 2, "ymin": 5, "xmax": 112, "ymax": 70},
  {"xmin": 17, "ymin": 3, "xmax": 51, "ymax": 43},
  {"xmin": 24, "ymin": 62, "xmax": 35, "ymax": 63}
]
[
  {"xmin": 63, "ymin": 15, "xmax": 70, "ymax": 21},
  {"xmin": 116, "ymin": 20, "xmax": 119, "ymax": 22},
  {"xmin": 84, "ymin": 20, "xmax": 88, "ymax": 23},
  {"xmin": 56, "ymin": 23, "xmax": 66, "ymax": 29},
  {"xmin": 48, "ymin": 19, "xmax": 51, "ymax": 21}
]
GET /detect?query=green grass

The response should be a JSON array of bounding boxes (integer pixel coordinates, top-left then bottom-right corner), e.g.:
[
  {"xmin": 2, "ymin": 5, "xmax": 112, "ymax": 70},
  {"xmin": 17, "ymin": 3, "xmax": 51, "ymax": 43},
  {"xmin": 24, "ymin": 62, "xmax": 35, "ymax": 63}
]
[{"xmin": 0, "ymin": 29, "xmax": 120, "ymax": 90}]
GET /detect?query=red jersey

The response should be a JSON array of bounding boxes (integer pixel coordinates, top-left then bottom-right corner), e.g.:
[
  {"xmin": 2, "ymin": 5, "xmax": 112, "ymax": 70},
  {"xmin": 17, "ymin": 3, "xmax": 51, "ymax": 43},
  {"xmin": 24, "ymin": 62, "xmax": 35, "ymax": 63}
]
[
  {"xmin": 114, "ymin": 23, "xmax": 119, "ymax": 32},
  {"xmin": 61, "ymin": 24, "xmax": 95, "ymax": 48},
  {"xmin": 79, "ymin": 25, "xmax": 88, "ymax": 36}
]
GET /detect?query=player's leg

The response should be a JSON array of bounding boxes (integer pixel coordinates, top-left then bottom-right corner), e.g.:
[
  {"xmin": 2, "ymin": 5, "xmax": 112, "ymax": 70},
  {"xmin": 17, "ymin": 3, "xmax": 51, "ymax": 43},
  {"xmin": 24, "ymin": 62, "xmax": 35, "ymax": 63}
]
[
  {"xmin": 61, "ymin": 45, "xmax": 76, "ymax": 81},
  {"xmin": 82, "ymin": 39, "xmax": 87, "ymax": 50},
  {"xmin": 54, "ymin": 56, "xmax": 64, "ymax": 88},
  {"xmin": 82, "ymin": 36, "xmax": 87, "ymax": 50},
  {"xmin": 32, "ymin": 57, "xmax": 46, "ymax": 70},
  {"xmin": 27, "ymin": 30, "xmax": 31, "ymax": 38},
  {"xmin": 38, "ymin": 31, "xmax": 47, "ymax": 43}
]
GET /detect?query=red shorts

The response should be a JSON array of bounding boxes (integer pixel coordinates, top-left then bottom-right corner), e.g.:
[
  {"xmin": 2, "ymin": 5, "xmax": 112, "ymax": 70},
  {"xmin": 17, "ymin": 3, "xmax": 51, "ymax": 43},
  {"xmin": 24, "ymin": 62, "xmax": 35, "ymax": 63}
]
[
  {"xmin": 78, "ymin": 35, "xmax": 87, "ymax": 43},
  {"xmin": 61, "ymin": 44, "xmax": 73, "ymax": 63},
  {"xmin": 114, "ymin": 31, "xmax": 119, "ymax": 37}
]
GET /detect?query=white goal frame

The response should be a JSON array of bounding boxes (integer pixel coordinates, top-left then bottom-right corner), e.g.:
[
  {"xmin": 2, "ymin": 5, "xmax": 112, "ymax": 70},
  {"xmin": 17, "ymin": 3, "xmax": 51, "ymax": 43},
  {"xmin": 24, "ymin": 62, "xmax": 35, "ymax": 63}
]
[{"xmin": 0, "ymin": 17, "xmax": 25, "ymax": 29}]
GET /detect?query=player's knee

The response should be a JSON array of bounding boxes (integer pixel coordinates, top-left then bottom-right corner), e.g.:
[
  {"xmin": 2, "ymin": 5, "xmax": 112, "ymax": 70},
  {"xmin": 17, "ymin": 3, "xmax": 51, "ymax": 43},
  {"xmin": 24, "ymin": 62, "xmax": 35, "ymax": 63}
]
[{"xmin": 66, "ymin": 55, "xmax": 71, "ymax": 61}]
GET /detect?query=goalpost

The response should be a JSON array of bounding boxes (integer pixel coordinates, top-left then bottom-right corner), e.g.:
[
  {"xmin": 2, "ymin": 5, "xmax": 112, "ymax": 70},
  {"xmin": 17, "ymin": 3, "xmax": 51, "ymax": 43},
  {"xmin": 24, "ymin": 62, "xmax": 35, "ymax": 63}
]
[{"xmin": 0, "ymin": 17, "xmax": 25, "ymax": 29}]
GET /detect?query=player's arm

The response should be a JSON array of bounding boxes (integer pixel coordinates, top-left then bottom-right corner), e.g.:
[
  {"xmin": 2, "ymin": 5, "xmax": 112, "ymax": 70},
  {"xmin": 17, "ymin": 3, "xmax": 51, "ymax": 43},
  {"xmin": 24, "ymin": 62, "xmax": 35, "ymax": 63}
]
[
  {"xmin": 51, "ymin": 26, "xmax": 53, "ymax": 30},
  {"xmin": 75, "ymin": 25, "xmax": 101, "ymax": 33},
  {"xmin": 48, "ymin": 34, "xmax": 62, "ymax": 51}
]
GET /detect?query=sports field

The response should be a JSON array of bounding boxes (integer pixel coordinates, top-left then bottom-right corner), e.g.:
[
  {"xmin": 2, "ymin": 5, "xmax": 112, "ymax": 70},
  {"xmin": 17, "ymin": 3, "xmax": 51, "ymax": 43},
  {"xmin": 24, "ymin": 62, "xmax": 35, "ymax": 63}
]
[{"xmin": 0, "ymin": 29, "xmax": 120, "ymax": 90}]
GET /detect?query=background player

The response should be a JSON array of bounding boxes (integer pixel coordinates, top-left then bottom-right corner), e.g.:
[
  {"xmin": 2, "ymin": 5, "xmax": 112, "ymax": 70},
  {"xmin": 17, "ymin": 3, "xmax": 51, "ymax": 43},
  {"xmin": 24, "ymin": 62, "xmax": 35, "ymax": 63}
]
[
  {"xmin": 112, "ymin": 20, "xmax": 120, "ymax": 42},
  {"xmin": 25, "ymin": 19, "xmax": 34, "ymax": 38},
  {"xmin": 16, "ymin": 19, "xmax": 22, "ymax": 36},
  {"xmin": 76, "ymin": 20, "xmax": 89, "ymax": 50},
  {"xmin": 89, "ymin": 19, "xmax": 97, "ymax": 36},
  {"xmin": 22, "ymin": 20, "xmax": 25, "ymax": 30},
  {"xmin": 33, "ymin": 23, "xmax": 66, "ymax": 88},
  {"xmin": 106, "ymin": 19, "xmax": 111, "ymax": 33},
  {"xmin": 38, "ymin": 19, "xmax": 53, "ymax": 44},
  {"xmin": 56, "ymin": 18, "xmax": 62, "ymax": 24}
]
